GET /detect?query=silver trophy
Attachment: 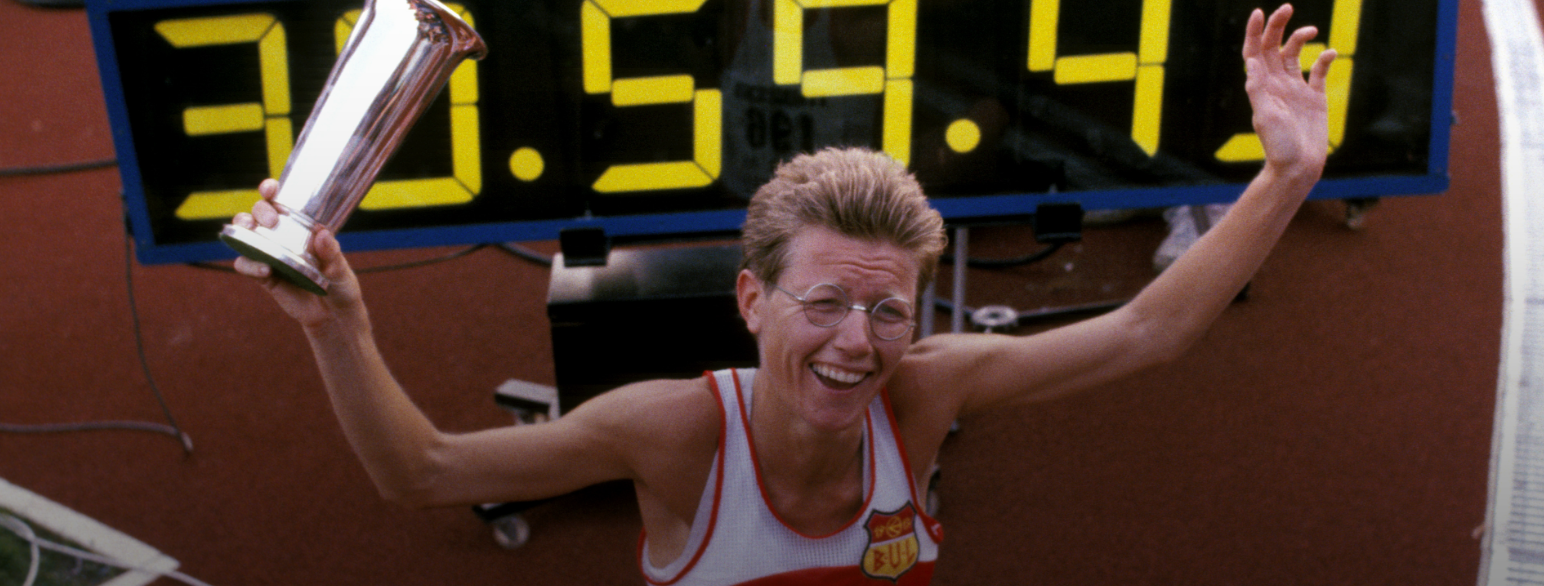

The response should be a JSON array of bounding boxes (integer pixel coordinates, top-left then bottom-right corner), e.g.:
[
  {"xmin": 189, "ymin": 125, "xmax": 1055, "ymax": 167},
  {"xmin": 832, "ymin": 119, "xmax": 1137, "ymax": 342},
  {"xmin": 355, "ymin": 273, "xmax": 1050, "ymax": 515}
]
[{"xmin": 220, "ymin": 0, "xmax": 486, "ymax": 295}]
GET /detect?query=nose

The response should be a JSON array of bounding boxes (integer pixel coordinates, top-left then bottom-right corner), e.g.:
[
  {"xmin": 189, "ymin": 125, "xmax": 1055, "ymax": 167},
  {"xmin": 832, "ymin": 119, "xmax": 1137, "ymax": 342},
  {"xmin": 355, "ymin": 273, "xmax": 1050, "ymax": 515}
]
[{"xmin": 828, "ymin": 310, "xmax": 874, "ymax": 357}]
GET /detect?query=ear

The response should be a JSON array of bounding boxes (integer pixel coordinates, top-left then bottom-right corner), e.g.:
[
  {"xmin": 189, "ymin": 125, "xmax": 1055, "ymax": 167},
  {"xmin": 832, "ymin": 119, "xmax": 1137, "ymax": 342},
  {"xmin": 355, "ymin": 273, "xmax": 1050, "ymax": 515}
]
[{"xmin": 735, "ymin": 269, "xmax": 765, "ymax": 335}]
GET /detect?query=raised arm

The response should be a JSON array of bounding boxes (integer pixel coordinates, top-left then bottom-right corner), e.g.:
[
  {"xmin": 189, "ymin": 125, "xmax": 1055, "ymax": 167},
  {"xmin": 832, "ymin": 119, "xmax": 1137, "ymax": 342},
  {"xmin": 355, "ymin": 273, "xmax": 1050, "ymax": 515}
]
[
  {"xmin": 230, "ymin": 181, "xmax": 648, "ymax": 508},
  {"xmin": 901, "ymin": 4, "xmax": 1336, "ymax": 415}
]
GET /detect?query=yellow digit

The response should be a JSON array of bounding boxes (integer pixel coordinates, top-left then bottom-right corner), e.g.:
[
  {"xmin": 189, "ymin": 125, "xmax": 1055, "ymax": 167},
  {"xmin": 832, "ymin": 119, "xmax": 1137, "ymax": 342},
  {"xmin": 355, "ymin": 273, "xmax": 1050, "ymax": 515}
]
[
  {"xmin": 1027, "ymin": 0, "xmax": 1170, "ymax": 156},
  {"xmin": 156, "ymin": 14, "xmax": 292, "ymax": 220},
  {"xmin": 338, "ymin": 4, "xmax": 483, "ymax": 210},
  {"xmin": 772, "ymin": 0, "xmax": 917, "ymax": 165},
  {"xmin": 1215, "ymin": 0, "xmax": 1359, "ymax": 162},
  {"xmin": 582, "ymin": 0, "xmax": 722, "ymax": 193}
]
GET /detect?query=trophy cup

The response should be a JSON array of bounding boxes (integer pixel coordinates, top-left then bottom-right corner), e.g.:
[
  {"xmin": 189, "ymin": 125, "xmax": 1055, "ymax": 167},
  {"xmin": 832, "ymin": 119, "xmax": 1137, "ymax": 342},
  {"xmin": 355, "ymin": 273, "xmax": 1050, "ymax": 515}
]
[{"xmin": 219, "ymin": 0, "xmax": 486, "ymax": 295}]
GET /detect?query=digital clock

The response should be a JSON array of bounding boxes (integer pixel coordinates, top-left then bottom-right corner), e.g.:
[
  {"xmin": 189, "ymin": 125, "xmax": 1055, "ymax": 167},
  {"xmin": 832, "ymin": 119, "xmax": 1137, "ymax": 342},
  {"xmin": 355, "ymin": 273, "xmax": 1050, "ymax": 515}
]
[{"xmin": 85, "ymin": 0, "xmax": 1455, "ymax": 264}]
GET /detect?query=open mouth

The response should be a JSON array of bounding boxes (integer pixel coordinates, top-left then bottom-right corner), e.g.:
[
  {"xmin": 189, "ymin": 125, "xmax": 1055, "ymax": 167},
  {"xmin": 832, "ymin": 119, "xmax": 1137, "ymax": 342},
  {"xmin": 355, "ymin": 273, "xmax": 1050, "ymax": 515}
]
[{"xmin": 810, "ymin": 363, "xmax": 869, "ymax": 390}]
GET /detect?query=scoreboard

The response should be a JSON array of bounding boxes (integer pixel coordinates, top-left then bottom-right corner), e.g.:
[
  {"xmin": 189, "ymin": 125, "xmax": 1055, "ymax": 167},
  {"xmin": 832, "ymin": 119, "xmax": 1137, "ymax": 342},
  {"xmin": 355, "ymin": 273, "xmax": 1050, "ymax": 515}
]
[{"xmin": 85, "ymin": 0, "xmax": 1455, "ymax": 264}]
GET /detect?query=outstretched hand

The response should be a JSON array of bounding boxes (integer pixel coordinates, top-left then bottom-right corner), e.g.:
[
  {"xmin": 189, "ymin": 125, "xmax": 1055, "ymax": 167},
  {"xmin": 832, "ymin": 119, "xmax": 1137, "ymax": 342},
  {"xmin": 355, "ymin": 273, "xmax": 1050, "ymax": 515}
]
[
  {"xmin": 231, "ymin": 179, "xmax": 367, "ymax": 330},
  {"xmin": 1243, "ymin": 4, "xmax": 1336, "ymax": 175}
]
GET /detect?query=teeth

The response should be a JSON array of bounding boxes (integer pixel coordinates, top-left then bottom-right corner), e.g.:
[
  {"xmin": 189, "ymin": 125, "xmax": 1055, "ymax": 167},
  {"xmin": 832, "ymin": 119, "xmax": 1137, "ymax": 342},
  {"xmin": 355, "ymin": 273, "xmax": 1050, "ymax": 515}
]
[{"xmin": 812, "ymin": 363, "xmax": 867, "ymax": 384}]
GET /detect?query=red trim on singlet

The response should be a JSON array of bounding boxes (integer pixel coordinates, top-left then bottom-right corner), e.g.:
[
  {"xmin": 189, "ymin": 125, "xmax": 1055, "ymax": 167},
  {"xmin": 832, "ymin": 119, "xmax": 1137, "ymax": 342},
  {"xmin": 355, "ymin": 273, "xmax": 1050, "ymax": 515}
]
[
  {"xmin": 638, "ymin": 371, "xmax": 730, "ymax": 585},
  {"xmin": 876, "ymin": 389, "xmax": 920, "ymax": 503},
  {"xmin": 735, "ymin": 372, "xmax": 877, "ymax": 539},
  {"xmin": 877, "ymin": 388, "xmax": 943, "ymax": 544},
  {"xmin": 731, "ymin": 560, "xmax": 937, "ymax": 585}
]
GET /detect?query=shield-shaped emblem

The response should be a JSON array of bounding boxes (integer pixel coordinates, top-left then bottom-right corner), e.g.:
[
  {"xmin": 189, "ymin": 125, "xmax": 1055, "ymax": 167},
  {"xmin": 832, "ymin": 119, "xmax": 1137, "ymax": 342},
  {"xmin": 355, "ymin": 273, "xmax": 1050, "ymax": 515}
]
[{"xmin": 861, "ymin": 502, "xmax": 920, "ymax": 581}]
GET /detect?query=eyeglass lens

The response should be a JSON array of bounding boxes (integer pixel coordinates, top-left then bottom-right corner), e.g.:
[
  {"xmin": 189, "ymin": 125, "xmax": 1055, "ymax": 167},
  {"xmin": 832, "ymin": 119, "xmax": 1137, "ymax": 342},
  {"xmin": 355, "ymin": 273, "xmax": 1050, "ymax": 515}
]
[{"xmin": 797, "ymin": 283, "xmax": 914, "ymax": 340}]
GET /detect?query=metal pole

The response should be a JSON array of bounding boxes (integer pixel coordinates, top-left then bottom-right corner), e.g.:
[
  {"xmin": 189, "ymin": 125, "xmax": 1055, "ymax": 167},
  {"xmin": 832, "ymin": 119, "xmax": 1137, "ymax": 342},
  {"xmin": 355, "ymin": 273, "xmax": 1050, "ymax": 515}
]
[
  {"xmin": 920, "ymin": 281, "xmax": 935, "ymax": 338},
  {"xmin": 952, "ymin": 227, "xmax": 968, "ymax": 333}
]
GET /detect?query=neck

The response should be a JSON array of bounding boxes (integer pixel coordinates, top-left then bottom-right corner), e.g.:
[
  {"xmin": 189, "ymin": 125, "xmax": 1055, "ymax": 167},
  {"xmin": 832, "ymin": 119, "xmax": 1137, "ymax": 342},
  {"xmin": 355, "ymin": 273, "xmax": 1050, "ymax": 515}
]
[
  {"xmin": 749, "ymin": 375, "xmax": 865, "ymax": 485},
  {"xmin": 748, "ymin": 376, "xmax": 868, "ymax": 533}
]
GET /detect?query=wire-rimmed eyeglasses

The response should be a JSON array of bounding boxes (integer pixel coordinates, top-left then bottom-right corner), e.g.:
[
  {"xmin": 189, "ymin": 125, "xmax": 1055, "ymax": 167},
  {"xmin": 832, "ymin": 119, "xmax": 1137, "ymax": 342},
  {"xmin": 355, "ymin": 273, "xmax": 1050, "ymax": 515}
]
[{"xmin": 772, "ymin": 282, "xmax": 916, "ymax": 341}]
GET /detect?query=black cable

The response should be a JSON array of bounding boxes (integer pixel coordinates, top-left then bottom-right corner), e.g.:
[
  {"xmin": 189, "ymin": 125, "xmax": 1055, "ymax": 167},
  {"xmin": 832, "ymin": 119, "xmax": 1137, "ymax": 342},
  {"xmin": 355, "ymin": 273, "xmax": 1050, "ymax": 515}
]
[
  {"xmin": 939, "ymin": 242, "xmax": 1065, "ymax": 269},
  {"xmin": 0, "ymin": 158, "xmax": 116, "ymax": 177},
  {"xmin": 188, "ymin": 243, "xmax": 493, "ymax": 274},
  {"xmin": 11, "ymin": 0, "xmax": 85, "ymax": 7},
  {"xmin": 123, "ymin": 220, "xmax": 194, "ymax": 454},
  {"xmin": 3, "ymin": 187, "xmax": 532, "ymax": 450},
  {"xmin": 0, "ymin": 211, "xmax": 194, "ymax": 453},
  {"xmin": 184, "ymin": 261, "xmax": 241, "ymax": 274},
  {"xmin": 0, "ymin": 421, "xmax": 188, "ymax": 440},
  {"xmin": 355, "ymin": 243, "xmax": 487, "ymax": 273},
  {"xmin": 496, "ymin": 242, "xmax": 554, "ymax": 267},
  {"xmin": 10, "ymin": 0, "xmax": 84, "ymax": 7},
  {"xmin": 931, "ymin": 297, "xmax": 975, "ymax": 319},
  {"xmin": 117, "ymin": 237, "xmax": 531, "ymax": 451},
  {"xmin": 930, "ymin": 295, "xmax": 1127, "ymax": 330}
]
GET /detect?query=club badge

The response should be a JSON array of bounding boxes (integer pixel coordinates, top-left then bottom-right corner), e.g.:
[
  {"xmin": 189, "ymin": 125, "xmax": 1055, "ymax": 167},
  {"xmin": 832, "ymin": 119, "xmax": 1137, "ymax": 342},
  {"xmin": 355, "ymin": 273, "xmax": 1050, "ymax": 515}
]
[{"xmin": 861, "ymin": 502, "xmax": 920, "ymax": 581}]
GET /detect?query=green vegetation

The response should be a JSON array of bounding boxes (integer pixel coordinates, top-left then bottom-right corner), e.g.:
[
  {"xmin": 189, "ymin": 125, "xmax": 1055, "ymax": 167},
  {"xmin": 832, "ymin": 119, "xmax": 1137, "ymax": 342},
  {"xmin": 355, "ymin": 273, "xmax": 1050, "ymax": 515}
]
[{"xmin": 0, "ymin": 507, "xmax": 124, "ymax": 586}]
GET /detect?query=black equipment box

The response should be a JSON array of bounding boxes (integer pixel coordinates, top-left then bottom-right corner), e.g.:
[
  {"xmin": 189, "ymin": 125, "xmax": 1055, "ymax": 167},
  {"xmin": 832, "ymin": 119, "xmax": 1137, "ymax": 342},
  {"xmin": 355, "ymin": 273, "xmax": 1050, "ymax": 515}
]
[{"xmin": 546, "ymin": 244, "xmax": 759, "ymax": 411}]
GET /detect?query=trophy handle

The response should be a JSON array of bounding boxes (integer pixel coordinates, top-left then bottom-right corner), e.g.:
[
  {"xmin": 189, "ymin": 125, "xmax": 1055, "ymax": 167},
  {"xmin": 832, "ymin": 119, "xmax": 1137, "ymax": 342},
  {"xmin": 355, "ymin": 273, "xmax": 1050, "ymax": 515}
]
[{"xmin": 219, "ymin": 0, "xmax": 486, "ymax": 295}]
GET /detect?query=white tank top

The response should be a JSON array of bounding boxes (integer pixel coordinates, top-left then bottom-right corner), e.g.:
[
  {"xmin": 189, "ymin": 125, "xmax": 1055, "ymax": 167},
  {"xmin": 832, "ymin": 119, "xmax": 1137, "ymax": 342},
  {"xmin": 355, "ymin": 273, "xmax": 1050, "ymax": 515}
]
[{"xmin": 640, "ymin": 368, "xmax": 943, "ymax": 585}]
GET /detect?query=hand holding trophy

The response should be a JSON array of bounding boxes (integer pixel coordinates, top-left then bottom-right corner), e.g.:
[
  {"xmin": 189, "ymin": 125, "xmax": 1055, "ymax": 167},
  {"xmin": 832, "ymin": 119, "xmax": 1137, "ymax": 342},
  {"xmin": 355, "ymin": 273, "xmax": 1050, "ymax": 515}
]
[{"xmin": 221, "ymin": 0, "xmax": 486, "ymax": 295}]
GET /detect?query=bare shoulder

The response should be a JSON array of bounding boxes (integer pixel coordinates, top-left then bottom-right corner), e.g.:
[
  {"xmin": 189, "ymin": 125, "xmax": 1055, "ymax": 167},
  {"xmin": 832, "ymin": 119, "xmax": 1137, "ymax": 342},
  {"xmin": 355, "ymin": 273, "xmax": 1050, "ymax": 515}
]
[
  {"xmin": 875, "ymin": 337, "xmax": 999, "ymax": 483},
  {"xmin": 890, "ymin": 333, "xmax": 998, "ymax": 406},
  {"xmin": 892, "ymin": 317, "xmax": 1133, "ymax": 417},
  {"xmin": 569, "ymin": 375, "xmax": 722, "ymax": 471},
  {"xmin": 888, "ymin": 331, "xmax": 1049, "ymax": 419},
  {"xmin": 576, "ymin": 375, "xmax": 724, "ymax": 522}
]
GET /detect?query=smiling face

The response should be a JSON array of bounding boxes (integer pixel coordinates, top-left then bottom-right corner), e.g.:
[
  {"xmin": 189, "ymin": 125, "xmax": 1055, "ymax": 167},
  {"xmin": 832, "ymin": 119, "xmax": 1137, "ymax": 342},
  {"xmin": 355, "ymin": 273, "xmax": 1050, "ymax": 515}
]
[{"xmin": 738, "ymin": 225, "xmax": 920, "ymax": 432}]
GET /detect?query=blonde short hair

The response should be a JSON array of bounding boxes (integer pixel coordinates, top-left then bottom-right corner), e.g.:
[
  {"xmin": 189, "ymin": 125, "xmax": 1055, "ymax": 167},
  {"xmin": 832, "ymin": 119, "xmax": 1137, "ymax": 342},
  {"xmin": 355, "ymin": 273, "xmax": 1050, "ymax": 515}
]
[{"xmin": 740, "ymin": 147, "xmax": 947, "ymax": 291}]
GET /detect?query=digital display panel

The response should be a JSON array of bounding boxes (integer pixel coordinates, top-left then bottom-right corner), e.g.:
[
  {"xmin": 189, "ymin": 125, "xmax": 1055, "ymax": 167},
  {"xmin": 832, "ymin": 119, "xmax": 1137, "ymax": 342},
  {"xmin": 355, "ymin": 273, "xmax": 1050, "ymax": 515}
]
[{"xmin": 85, "ymin": 0, "xmax": 1455, "ymax": 264}]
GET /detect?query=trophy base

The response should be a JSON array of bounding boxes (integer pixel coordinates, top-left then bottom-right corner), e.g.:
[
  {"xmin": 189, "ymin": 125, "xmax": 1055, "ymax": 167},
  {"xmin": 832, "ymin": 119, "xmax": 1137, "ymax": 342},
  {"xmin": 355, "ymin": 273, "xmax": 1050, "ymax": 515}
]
[{"xmin": 220, "ymin": 224, "xmax": 331, "ymax": 296}]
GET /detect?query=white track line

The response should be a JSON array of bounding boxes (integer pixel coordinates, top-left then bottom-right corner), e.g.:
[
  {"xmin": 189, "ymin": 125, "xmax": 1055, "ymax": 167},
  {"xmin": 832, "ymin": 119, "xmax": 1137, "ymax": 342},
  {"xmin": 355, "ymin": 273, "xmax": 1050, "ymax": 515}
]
[{"xmin": 1480, "ymin": 0, "xmax": 1544, "ymax": 584}]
